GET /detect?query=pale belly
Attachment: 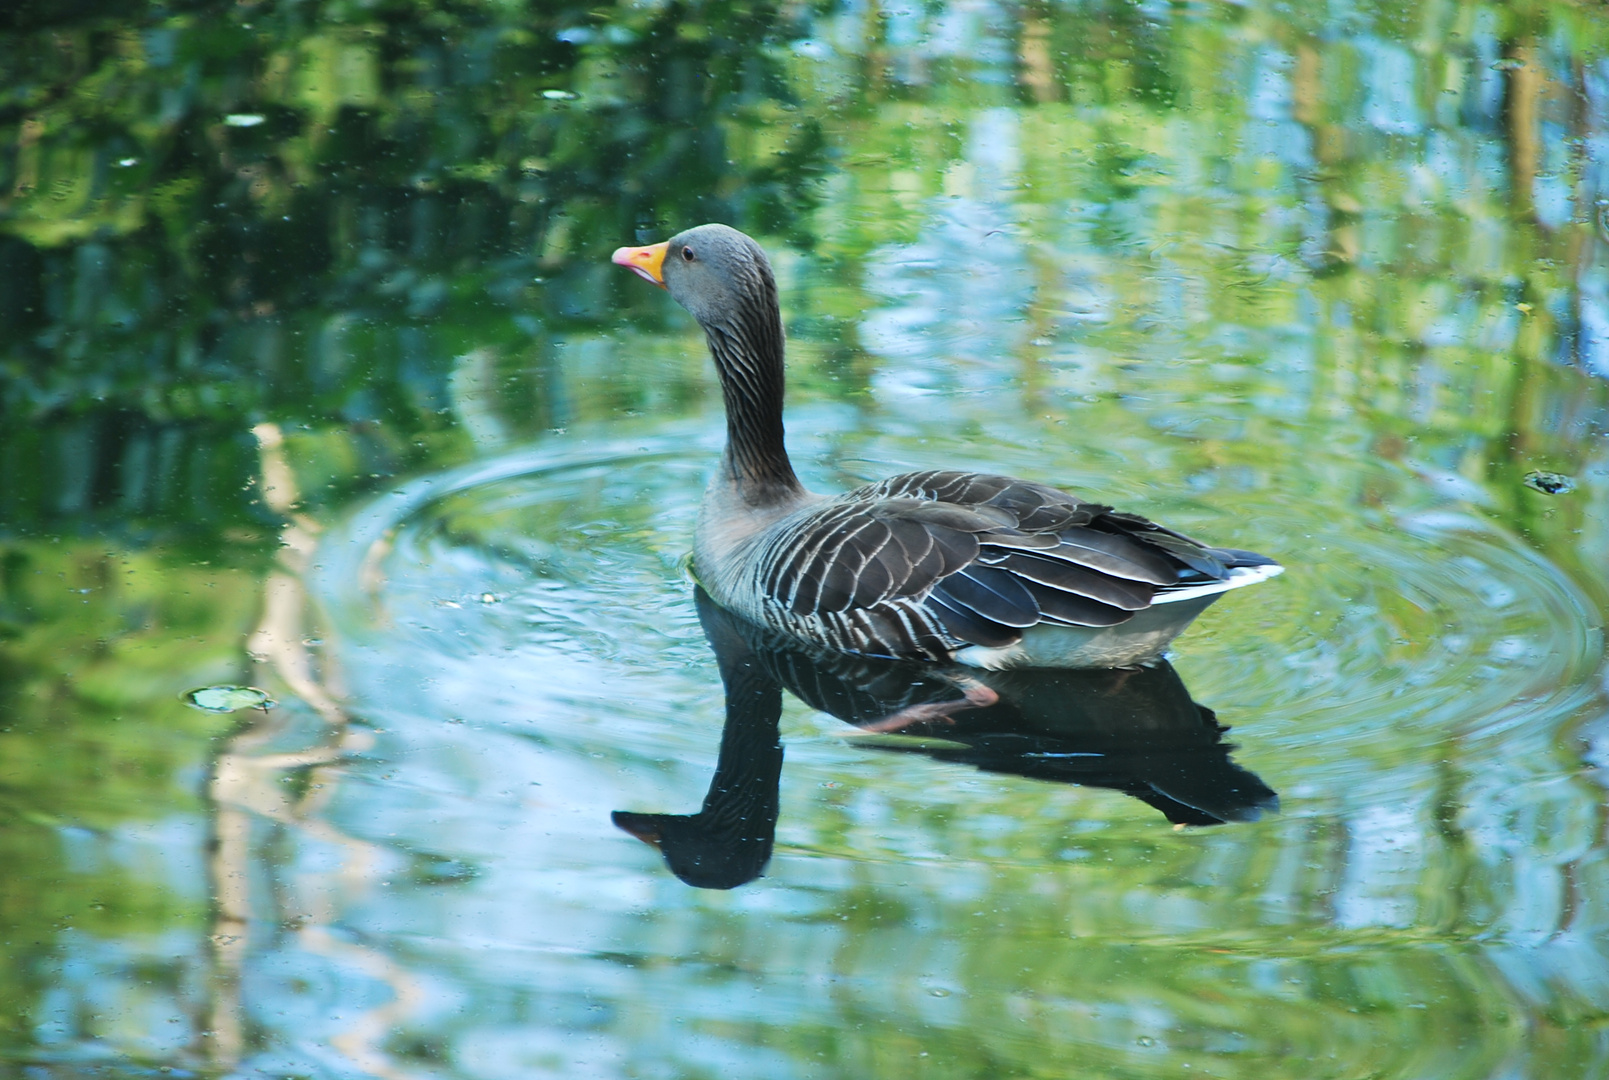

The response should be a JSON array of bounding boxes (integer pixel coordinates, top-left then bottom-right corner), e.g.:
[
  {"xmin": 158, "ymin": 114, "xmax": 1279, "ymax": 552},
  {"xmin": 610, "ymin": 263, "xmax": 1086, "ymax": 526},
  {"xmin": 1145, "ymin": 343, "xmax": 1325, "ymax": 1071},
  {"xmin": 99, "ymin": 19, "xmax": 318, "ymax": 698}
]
[{"xmin": 952, "ymin": 594, "xmax": 1224, "ymax": 670}]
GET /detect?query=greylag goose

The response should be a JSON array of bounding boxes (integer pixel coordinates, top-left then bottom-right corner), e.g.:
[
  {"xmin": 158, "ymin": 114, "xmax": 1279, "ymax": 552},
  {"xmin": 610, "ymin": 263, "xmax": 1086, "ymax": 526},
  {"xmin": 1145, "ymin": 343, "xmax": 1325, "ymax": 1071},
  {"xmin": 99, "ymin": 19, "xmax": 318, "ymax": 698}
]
[{"xmin": 612, "ymin": 225, "xmax": 1281, "ymax": 669}]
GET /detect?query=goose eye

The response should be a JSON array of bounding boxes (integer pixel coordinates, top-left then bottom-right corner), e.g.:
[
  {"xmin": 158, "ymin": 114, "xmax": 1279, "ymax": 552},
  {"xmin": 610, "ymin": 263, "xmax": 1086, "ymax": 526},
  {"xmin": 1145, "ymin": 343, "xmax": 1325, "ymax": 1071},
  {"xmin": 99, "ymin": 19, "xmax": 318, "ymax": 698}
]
[{"xmin": 681, "ymin": 246, "xmax": 695, "ymax": 262}]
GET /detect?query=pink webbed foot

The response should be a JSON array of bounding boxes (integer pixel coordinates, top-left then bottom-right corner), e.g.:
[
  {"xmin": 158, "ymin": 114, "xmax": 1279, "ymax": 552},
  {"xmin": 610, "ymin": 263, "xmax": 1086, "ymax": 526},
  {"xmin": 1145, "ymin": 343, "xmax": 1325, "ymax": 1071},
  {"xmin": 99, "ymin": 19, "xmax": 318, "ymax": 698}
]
[{"xmin": 856, "ymin": 679, "xmax": 1000, "ymax": 734}]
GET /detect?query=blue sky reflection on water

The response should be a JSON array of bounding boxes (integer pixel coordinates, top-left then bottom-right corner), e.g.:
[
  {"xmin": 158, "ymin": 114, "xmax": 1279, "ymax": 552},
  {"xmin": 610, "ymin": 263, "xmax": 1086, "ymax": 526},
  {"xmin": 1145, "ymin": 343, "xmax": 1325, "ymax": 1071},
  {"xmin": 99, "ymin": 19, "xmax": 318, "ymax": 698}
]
[{"xmin": 3, "ymin": 0, "xmax": 1609, "ymax": 1076}]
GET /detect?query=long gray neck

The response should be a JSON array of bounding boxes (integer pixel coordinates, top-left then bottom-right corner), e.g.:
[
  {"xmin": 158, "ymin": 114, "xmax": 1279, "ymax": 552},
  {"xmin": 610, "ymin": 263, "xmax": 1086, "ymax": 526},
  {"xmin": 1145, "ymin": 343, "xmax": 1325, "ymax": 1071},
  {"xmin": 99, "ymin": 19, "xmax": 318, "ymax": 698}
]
[{"xmin": 702, "ymin": 295, "xmax": 802, "ymax": 505}]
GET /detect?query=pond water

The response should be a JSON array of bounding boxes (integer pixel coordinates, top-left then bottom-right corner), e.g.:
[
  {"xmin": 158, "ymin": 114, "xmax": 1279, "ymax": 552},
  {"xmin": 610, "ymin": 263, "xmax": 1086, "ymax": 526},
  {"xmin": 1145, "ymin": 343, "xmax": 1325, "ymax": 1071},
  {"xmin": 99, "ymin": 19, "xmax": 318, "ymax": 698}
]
[{"xmin": 5, "ymin": 1, "xmax": 1609, "ymax": 1077}]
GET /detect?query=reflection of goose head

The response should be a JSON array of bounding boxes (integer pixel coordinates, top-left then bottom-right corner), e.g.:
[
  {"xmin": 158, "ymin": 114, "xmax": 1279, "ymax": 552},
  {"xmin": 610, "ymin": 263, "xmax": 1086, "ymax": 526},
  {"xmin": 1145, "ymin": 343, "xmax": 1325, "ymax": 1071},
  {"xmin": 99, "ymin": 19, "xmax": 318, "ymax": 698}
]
[
  {"xmin": 611, "ymin": 590, "xmax": 785, "ymax": 889},
  {"xmin": 616, "ymin": 589, "xmax": 1277, "ymax": 888},
  {"xmin": 611, "ymin": 805, "xmax": 775, "ymax": 891}
]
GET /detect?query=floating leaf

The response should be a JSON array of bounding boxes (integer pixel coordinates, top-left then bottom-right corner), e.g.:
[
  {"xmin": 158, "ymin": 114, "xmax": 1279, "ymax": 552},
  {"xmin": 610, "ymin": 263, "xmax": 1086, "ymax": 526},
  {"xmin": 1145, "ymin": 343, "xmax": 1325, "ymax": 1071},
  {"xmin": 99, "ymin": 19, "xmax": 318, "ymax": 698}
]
[
  {"xmin": 1522, "ymin": 470, "xmax": 1575, "ymax": 495},
  {"xmin": 185, "ymin": 685, "xmax": 277, "ymax": 713}
]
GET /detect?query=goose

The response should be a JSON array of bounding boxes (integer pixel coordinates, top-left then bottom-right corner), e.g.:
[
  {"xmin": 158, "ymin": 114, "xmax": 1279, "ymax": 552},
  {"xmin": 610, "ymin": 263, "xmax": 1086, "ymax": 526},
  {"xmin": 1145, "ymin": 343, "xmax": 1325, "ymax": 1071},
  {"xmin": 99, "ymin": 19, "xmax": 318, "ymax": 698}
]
[{"xmin": 612, "ymin": 224, "xmax": 1282, "ymax": 669}]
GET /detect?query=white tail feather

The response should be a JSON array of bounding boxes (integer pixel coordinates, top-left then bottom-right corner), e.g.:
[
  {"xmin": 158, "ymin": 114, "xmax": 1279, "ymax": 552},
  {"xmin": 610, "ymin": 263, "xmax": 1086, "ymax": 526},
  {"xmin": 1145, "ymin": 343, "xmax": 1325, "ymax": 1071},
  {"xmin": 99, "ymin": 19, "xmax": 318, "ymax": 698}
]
[{"xmin": 1151, "ymin": 563, "xmax": 1284, "ymax": 604}]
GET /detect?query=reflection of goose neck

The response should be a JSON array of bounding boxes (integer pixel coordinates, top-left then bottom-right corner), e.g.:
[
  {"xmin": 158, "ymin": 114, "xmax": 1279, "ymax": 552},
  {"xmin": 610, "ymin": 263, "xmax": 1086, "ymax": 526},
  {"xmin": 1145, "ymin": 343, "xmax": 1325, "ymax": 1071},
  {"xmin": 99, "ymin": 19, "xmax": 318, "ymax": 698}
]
[
  {"xmin": 613, "ymin": 609, "xmax": 785, "ymax": 890},
  {"xmin": 690, "ymin": 667, "xmax": 785, "ymax": 877}
]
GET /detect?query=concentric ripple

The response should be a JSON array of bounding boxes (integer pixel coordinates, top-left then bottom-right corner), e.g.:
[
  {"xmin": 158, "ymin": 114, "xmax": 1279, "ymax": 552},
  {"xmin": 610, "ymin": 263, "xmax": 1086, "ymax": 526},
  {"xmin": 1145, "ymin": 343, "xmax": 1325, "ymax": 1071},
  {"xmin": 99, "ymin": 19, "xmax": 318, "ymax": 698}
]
[
  {"xmin": 309, "ymin": 412, "xmax": 1599, "ymax": 830},
  {"xmin": 295, "ymin": 414, "xmax": 1607, "ymax": 1080}
]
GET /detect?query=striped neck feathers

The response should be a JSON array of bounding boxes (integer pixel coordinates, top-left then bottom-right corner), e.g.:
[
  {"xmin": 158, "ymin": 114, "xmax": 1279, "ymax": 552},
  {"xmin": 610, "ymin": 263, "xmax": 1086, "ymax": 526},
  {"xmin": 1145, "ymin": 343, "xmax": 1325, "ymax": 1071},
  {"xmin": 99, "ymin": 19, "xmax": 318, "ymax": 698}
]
[{"xmin": 701, "ymin": 273, "xmax": 802, "ymax": 504}]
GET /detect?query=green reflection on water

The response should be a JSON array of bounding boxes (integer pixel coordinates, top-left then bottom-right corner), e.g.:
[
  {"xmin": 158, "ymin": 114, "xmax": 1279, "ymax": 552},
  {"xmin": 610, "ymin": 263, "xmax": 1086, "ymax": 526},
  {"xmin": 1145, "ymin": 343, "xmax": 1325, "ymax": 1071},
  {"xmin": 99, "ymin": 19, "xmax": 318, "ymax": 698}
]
[{"xmin": 3, "ymin": 0, "xmax": 1609, "ymax": 1076}]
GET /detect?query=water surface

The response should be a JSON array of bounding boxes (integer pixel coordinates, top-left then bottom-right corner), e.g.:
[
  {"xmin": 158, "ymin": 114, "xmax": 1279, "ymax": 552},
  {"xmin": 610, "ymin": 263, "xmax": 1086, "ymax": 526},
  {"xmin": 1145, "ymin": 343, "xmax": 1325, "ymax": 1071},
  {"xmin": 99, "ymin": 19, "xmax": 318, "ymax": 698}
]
[{"xmin": 3, "ymin": 1, "xmax": 1609, "ymax": 1077}]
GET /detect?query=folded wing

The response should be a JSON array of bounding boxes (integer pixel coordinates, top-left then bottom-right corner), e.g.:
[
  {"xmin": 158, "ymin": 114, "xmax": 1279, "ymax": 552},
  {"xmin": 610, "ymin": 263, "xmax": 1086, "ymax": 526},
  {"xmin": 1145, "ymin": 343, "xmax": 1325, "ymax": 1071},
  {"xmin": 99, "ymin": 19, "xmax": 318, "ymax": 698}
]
[{"xmin": 751, "ymin": 470, "xmax": 1275, "ymax": 658}]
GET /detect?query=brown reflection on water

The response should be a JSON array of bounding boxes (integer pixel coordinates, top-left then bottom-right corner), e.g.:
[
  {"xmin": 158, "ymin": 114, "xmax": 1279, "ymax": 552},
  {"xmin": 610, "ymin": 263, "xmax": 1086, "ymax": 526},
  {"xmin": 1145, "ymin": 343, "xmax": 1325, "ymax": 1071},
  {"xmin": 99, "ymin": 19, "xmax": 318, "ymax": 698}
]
[{"xmin": 202, "ymin": 423, "xmax": 422, "ymax": 1076}]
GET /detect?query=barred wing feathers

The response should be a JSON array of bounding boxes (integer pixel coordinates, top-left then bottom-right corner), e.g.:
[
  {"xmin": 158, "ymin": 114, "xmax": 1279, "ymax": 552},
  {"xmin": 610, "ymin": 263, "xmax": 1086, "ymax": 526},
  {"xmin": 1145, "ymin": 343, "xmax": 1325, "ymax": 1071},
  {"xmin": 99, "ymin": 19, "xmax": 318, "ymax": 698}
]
[{"xmin": 747, "ymin": 470, "xmax": 1265, "ymax": 659}]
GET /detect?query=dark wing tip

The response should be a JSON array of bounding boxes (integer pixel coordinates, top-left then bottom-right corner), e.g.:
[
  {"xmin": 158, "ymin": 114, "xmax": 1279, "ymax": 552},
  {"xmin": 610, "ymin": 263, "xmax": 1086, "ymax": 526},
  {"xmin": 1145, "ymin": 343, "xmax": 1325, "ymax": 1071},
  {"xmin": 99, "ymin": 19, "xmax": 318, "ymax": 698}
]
[{"xmin": 1211, "ymin": 547, "xmax": 1282, "ymax": 569}]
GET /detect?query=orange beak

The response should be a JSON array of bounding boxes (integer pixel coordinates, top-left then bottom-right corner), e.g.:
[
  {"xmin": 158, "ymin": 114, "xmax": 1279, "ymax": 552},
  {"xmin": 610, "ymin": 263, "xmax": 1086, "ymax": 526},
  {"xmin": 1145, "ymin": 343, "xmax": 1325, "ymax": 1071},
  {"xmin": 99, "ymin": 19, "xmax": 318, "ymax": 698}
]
[
  {"xmin": 611, "ymin": 241, "xmax": 669, "ymax": 289},
  {"xmin": 611, "ymin": 811, "xmax": 664, "ymax": 849}
]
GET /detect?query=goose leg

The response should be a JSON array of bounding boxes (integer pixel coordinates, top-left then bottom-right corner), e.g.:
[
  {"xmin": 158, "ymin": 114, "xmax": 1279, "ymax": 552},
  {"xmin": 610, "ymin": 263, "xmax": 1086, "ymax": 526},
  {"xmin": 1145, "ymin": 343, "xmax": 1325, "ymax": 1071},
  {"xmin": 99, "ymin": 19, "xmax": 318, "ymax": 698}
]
[{"xmin": 855, "ymin": 679, "xmax": 1000, "ymax": 734}]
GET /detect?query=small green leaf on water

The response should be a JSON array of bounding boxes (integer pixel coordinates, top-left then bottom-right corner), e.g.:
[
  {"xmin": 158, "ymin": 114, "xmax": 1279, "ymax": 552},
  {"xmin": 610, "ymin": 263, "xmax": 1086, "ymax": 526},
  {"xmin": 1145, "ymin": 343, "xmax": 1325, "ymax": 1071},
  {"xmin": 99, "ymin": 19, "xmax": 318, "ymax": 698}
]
[
  {"xmin": 185, "ymin": 685, "xmax": 277, "ymax": 713},
  {"xmin": 1523, "ymin": 470, "xmax": 1575, "ymax": 495}
]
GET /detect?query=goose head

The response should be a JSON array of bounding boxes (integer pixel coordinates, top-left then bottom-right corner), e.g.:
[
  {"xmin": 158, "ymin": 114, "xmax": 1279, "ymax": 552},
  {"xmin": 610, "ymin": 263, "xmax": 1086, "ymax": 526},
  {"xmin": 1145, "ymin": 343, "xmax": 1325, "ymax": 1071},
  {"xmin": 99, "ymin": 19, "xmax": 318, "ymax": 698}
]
[
  {"xmin": 612, "ymin": 223, "xmax": 778, "ymax": 332},
  {"xmin": 612, "ymin": 224, "xmax": 800, "ymax": 497}
]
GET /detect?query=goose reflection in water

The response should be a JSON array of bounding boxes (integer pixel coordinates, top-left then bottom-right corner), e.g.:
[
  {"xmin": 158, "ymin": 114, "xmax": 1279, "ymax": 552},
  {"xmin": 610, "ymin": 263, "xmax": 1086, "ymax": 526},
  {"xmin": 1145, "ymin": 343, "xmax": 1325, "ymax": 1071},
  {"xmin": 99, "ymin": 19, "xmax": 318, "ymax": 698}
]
[{"xmin": 614, "ymin": 589, "xmax": 1278, "ymax": 890}]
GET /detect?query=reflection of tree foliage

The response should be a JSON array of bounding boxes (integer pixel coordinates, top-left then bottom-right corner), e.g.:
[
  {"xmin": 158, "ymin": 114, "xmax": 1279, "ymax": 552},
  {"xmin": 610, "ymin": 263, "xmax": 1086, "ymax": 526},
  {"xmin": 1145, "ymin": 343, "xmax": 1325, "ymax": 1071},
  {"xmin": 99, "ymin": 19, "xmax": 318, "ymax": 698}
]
[
  {"xmin": 0, "ymin": 0, "xmax": 826, "ymax": 537},
  {"xmin": 0, "ymin": 2, "xmax": 1608, "ymax": 1075},
  {"xmin": 4, "ymin": 0, "xmax": 1605, "ymax": 551},
  {"xmin": 0, "ymin": 539, "xmax": 259, "ymax": 1065}
]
